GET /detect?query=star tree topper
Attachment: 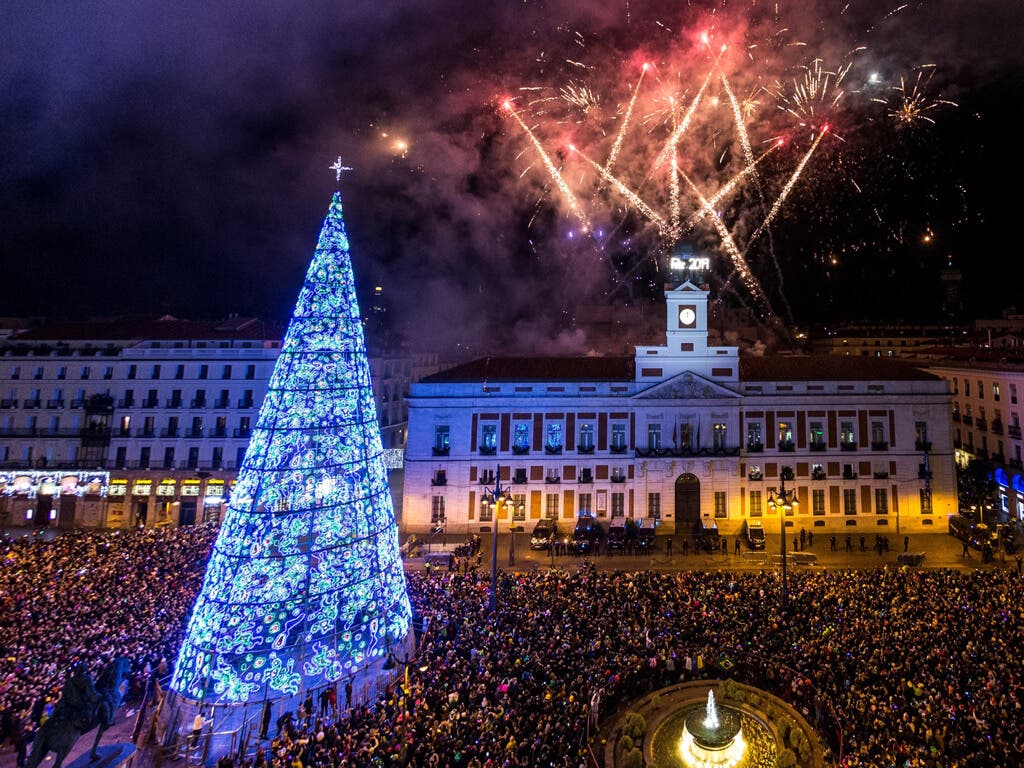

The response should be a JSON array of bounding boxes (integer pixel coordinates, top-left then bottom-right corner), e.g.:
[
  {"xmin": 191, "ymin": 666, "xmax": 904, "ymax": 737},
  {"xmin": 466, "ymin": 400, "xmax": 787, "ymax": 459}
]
[{"xmin": 330, "ymin": 156, "xmax": 353, "ymax": 184}]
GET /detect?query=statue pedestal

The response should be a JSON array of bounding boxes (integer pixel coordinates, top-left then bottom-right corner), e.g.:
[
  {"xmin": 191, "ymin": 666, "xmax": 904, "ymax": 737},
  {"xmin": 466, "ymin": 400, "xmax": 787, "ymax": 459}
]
[{"xmin": 64, "ymin": 743, "xmax": 136, "ymax": 768}]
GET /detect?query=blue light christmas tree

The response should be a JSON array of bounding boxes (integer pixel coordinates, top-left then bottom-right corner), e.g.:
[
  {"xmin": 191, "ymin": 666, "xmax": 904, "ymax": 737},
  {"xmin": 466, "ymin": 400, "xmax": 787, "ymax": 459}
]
[{"xmin": 171, "ymin": 173, "xmax": 412, "ymax": 705}]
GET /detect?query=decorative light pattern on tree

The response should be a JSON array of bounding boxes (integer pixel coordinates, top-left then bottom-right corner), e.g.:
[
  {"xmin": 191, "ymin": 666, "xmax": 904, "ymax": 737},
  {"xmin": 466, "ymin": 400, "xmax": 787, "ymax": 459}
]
[{"xmin": 171, "ymin": 191, "xmax": 412, "ymax": 704}]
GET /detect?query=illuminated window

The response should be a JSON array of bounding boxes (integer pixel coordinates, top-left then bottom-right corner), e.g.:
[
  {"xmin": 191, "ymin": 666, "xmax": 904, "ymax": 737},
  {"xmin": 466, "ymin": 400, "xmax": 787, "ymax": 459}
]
[
  {"xmin": 434, "ymin": 425, "xmax": 450, "ymax": 452},
  {"xmin": 512, "ymin": 494, "xmax": 526, "ymax": 521},
  {"xmin": 579, "ymin": 423, "xmax": 594, "ymax": 451},
  {"xmin": 809, "ymin": 422, "xmax": 825, "ymax": 448},
  {"xmin": 480, "ymin": 423, "xmax": 497, "ymax": 452},
  {"xmin": 546, "ymin": 422, "xmax": 563, "ymax": 450},
  {"xmin": 748, "ymin": 490, "xmax": 762, "ymax": 517},
  {"xmin": 747, "ymin": 421, "xmax": 762, "ymax": 448},
  {"xmin": 512, "ymin": 423, "xmax": 529, "ymax": 451},
  {"xmin": 431, "ymin": 496, "xmax": 445, "ymax": 523},
  {"xmin": 648, "ymin": 493, "xmax": 661, "ymax": 519},
  {"xmin": 778, "ymin": 421, "xmax": 793, "ymax": 446},
  {"xmin": 647, "ymin": 423, "xmax": 661, "ymax": 450},
  {"xmin": 840, "ymin": 421, "xmax": 855, "ymax": 446},
  {"xmin": 546, "ymin": 493, "xmax": 559, "ymax": 517},
  {"xmin": 812, "ymin": 489, "xmax": 826, "ymax": 515},
  {"xmin": 714, "ymin": 491, "xmax": 727, "ymax": 518},
  {"xmin": 875, "ymin": 488, "xmax": 888, "ymax": 515},
  {"xmin": 611, "ymin": 493, "xmax": 625, "ymax": 516},
  {"xmin": 843, "ymin": 488, "xmax": 857, "ymax": 515}
]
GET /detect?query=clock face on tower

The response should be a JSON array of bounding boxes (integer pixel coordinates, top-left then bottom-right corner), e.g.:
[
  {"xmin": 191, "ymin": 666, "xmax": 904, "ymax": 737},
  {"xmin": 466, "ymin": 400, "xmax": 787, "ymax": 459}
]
[{"xmin": 678, "ymin": 306, "xmax": 697, "ymax": 328}]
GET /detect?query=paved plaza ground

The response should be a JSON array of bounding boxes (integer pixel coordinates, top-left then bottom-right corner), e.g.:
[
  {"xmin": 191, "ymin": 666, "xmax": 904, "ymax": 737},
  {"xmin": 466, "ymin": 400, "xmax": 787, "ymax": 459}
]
[{"xmin": 409, "ymin": 528, "xmax": 1018, "ymax": 574}]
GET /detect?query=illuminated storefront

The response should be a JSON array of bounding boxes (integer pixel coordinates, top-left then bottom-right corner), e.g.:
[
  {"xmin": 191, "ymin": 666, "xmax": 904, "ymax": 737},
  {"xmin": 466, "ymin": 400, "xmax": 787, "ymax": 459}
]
[{"xmin": 0, "ymin": 471, "xmax": 110, "ymax": 529}]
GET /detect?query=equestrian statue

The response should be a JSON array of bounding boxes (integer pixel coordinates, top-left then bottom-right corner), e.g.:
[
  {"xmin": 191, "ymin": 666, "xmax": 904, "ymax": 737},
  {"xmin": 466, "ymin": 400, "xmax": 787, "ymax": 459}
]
[{"xmin": 27, "ymin": 656, "xmax": 132, "ymax": 768}]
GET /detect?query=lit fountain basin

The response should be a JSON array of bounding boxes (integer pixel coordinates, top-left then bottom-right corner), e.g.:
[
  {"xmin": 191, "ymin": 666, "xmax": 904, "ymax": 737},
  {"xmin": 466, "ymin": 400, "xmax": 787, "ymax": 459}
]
[
  {"xmin": 678, "ymin": 691, "xmax": 746, "ymax": 768},
  {"xmin": 647, "ymin": 695, "xmax": 777, "ymax": 768}
]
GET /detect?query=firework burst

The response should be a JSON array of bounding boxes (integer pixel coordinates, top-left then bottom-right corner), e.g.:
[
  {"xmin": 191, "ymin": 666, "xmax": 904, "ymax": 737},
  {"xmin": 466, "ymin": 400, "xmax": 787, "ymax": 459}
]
[
  {"xmin": 882, "ymin": 66, "xmax": 958, "ymax": 127},
  {"xmin": 497, "ymin": 7, "xmax": 956, "ymax": 322}
]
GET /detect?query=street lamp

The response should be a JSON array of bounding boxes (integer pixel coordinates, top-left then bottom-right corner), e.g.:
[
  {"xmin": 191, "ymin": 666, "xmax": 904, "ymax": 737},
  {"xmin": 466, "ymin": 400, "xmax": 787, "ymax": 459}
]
[
  {"xmin": 508, "ymin": 516, "xmax": 518, "ymax": 567},
  {"xmin": 767, "ymin": 469, "xmax": 798, "ymax": 613},
  {"xmin": 483, "ymin": 465, "xmax": 511, "ymax": 614}
]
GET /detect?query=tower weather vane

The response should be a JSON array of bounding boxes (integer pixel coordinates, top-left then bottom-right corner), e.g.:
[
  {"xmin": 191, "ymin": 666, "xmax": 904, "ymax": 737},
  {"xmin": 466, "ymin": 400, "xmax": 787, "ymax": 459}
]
[{"xmin": 330, "ymin": 156, "xmax": 353, "ymax": 183}]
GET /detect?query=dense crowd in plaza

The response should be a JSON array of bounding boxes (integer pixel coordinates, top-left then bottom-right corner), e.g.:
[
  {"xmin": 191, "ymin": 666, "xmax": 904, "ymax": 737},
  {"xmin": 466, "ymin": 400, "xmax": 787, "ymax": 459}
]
[
  {"xmin": 0, "ymin": 525, "xmax": 218, "ymax": 755},
  {"xmin": 247, "ymin": 566, "xmax": 1022, "ymax": 768},
  {"xmin": 2, "ymin": 526, "xmax": 1023, "ymax": 767}
]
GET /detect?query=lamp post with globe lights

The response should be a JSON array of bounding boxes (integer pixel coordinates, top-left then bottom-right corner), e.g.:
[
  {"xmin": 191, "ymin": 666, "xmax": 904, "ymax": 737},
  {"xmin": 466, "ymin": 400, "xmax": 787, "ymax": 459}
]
[
  {"xmin": 768, "ymin": 470, "xmax": 798, "ymax": 612},
  {"xmin": 483, "ymin": 466, "xmax": 512, "ymax": 614}
]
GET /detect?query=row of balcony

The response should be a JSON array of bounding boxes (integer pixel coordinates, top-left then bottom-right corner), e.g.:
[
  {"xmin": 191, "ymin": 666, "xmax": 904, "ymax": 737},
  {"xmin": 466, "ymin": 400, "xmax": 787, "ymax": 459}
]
[
  {"xmin": 0, "ymin": 427, "xmax": 110, "ymax": 439},
  {"xmin": 955, "ymin": 413, "xmax": 1007, "ymax": 433},
  {"xmin": 2, "ymin": 397, "xmax": 256, "ymax": 411},
  {"xmin": 445, "ymin": 439, "xmax": 934, "ymax": 457},
  {"xmin": 0, "ymin": 459, "xmax": 238, "ymax": 472},
  {"xmin": 117, "ymin": 461, "xmax": 237, "ymax": 471},
  {"xmin": 437, "ymin": 444, "xmax": 631, "ymax": 457},
  {"xmin": 747, "ymin": 469, "xmax": 917, "ymax": 482},
  {"xmin": 951, "ymin": 443, "xmax": 1023, "ymax": 469},
  {"xmin": 117, "ymin": 398, "xmax": 254, "ymax": 410},
  {"xmin": 0, "ymin": 427, "xmax": 253, "ymax": 440},
  {"xmin": 432, "ymin": 471, "xmax": 626, "ymax": 486},
  {"xmin": 442, "ymin": 468, "xmax": 925, "ymax": 485},
  {"xmin": 120, "ymin": 427, "xmax": 252, "ymax": 439}
]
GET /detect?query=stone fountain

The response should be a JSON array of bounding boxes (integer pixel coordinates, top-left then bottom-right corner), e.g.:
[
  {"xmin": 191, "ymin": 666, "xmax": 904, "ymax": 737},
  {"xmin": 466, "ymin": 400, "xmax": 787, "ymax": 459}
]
[{"xmin": 678, "ymin": 689, "xmax": 747, "ymax": 768}]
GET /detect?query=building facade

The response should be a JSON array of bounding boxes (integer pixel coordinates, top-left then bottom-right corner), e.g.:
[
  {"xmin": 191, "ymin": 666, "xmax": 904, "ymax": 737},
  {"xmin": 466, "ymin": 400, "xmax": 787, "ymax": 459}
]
[
  {"xmin": 0, "ymin": 317, "xmax": 437, "ymax": 529},
  {"xmin": 925, "ymin": 357, "xmax": 1024, "ymax": 522},
  {"xmin": 403, "ymin": 282, "xmax": 957, "ymax": 536}
]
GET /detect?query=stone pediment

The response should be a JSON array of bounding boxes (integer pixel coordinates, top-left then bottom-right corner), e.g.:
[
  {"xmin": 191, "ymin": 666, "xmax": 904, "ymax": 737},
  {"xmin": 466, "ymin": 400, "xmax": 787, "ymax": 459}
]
[
  {"xmin": 634, "ymin": 371, "xmax": 740, "ymax": 400},
  {"xmin": 672, "ymin": 279, "xmax": 702, "ymax": 291}
]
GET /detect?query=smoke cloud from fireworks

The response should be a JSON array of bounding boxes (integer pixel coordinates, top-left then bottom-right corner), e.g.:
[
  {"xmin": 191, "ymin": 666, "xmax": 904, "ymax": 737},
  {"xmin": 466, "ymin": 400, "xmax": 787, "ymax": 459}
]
[{"xmin": 0, "ymin": 0, "xmax": 1016, "ymax": 354}]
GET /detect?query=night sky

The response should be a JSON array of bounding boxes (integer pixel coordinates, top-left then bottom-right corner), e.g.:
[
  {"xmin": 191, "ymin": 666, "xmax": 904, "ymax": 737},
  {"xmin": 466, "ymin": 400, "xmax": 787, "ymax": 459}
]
[{"xmin": 2, "ymin": 1, "xmax": 1022, "ymax": 353}]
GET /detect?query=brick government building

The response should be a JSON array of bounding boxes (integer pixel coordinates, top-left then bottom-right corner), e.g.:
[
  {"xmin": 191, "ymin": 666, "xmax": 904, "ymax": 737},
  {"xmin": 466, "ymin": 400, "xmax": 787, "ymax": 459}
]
[{"xmin": 402, "ymin": 281, "xmax": 958, "ymax": 537}]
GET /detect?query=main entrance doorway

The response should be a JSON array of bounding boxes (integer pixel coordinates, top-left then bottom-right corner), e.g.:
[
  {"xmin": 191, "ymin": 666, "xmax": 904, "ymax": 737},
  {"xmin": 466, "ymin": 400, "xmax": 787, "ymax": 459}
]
[{"xmin": 675, "ymin": 473, "xmax": 701, "ymax": 526}]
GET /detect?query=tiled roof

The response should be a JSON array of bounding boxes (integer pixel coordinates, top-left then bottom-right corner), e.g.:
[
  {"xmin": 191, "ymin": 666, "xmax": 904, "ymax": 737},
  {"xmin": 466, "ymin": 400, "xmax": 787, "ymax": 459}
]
[
  {"xmin": 739, "ymin": 355, "xmax": 941, "ymax": 381},
  {"xmin": 913, "ymin": 347, "xmax": 1024, "ymax": 372},
  {"xmin": 421, "ymin": 353, "xmax": 940, "ymax": 383},
  {"xmin": 11, "ymin": 317, "xmax": 283, "ymax": 342},
  {"xmin": 420, "ymin": 356, "xmax": 635, "ymax": 382}
]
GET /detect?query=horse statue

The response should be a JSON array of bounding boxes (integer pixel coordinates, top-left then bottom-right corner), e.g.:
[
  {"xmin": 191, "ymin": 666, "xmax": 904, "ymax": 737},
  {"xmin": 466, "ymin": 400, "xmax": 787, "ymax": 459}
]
[{"xmin": 27, "ymin": 656, "xmax": 132, "ymax": 768}]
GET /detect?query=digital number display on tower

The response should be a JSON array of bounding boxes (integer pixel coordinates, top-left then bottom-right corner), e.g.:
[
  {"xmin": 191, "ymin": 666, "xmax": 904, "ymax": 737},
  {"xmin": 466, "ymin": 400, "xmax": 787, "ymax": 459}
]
[{"xmin": 670, "ymin": 256, "xmax": 711, "ymax": 273}]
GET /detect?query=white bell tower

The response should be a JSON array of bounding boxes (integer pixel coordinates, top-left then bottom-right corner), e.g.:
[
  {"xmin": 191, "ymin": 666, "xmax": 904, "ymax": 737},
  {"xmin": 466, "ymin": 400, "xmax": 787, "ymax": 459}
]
[
  {"xmin": 634, "ymin": 279, "xmax": 738, "ymax": 384},
  {"xmin": 665, "ymin": 280, "xmax": 710, "ymax": 355}
]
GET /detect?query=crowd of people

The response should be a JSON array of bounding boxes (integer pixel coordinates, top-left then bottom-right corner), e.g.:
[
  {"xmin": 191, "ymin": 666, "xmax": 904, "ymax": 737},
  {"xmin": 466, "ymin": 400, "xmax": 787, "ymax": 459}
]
[
  {"xmin": 232, "ymin": 566, "xmax": 1024, "ymax": 768},
  {"xmin": 0, "ymin": 525, "xmax": 218, "ymax": 755},
  {"xmin": 2, "ymin": 525, "xmax": 1024, "ymax": 767}
]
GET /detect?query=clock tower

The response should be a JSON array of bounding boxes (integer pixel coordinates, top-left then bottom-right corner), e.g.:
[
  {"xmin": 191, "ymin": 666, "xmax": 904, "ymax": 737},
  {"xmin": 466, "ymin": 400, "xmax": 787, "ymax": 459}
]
[
  {"xmin": 666, "ymin": 280, "xmax": 709, "ymax": 347},
  {"xmin": 634, "ymin": 279, "xmax": 738, "ymax": 384}
]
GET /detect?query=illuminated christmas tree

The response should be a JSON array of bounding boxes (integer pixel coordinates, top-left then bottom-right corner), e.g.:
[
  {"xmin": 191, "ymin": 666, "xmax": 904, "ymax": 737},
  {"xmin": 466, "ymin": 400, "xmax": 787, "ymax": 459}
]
[{"xmin": 171, "ymin": 171, "xmax": 413, "ymax": 705}]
